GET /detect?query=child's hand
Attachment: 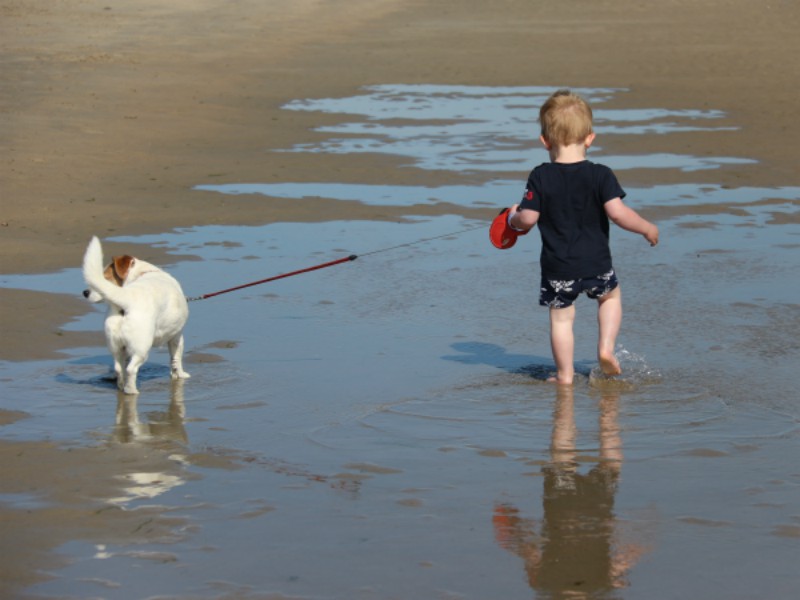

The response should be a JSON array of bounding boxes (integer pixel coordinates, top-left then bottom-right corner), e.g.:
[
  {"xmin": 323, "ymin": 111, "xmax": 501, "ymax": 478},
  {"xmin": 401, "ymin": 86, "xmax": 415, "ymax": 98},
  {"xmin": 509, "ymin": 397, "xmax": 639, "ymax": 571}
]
[
  {"xmin": 507, "ymin": 204, "xmax": 529, "ymax": 233},
  {"xmin": 644, "ymin": 225, "xmax": 659, "ymax": 247},
  {"xmin": 507, "ymin": 204, "xmax": 539, "ymax": 232}
]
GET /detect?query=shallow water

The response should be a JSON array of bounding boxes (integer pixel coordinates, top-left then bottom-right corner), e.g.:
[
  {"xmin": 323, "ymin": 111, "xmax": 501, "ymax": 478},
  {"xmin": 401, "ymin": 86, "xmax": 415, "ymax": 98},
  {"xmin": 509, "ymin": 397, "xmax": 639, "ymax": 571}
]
[
  {"xmin": 1, "ymin": 85, "xmax": 799, "ymax": 598},
  {"xmin": 274, "ymin": 85, "xmax": 751, "ymax": 172}
]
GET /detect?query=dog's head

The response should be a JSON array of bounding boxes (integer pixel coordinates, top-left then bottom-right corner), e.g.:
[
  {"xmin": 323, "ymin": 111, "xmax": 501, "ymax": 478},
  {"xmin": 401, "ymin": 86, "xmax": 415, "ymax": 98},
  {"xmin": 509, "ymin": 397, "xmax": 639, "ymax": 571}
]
[{"xmin": 82, "ymin": 254, "xmax": 137, "ymax": 302}]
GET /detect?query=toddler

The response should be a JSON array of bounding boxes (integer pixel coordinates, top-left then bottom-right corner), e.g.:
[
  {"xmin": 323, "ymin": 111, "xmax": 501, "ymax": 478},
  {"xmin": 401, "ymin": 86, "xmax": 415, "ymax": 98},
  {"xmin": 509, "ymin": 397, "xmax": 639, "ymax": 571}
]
[{"xmin": 508, "ymin": 90, "xmax": 659, "ymax": 384}]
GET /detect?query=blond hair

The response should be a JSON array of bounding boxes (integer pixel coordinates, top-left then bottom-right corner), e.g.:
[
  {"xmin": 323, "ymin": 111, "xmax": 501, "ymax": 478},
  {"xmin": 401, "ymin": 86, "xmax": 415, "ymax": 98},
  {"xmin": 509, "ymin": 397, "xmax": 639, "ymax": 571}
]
[{"xmin": 539, "ymin": 90, "xmax": 594, "ymax": 147}]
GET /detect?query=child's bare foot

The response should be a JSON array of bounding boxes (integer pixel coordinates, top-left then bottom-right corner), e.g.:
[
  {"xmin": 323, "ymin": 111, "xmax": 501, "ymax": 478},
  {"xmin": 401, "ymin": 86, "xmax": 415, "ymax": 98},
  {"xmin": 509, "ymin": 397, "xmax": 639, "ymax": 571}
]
[
  {"xmin": 547, "ymin": 374, "xmax": 574, "ymax": 385},
  {"xmin": 598, "ymin": 350, "xmax": 622, "ymax": 376}
]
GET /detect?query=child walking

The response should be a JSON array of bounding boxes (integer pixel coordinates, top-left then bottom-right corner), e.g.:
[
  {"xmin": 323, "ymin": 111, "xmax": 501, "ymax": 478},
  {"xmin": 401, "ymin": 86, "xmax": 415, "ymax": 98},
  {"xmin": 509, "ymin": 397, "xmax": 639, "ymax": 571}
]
[{"xmin": 508, "ymin": 90, "xmax": 659, "ymax": 384}]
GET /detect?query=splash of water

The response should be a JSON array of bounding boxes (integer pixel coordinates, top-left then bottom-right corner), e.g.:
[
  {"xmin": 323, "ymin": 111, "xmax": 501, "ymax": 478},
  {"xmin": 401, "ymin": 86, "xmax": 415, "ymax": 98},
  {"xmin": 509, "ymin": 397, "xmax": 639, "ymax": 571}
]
[{"xmin": 589, "ymin": 346, "xmax": 662, "ymax": 391}]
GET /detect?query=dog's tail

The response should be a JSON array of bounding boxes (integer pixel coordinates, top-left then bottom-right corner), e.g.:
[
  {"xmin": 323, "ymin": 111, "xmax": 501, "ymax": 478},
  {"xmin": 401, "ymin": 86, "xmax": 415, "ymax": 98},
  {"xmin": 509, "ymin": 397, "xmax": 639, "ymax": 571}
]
[{"xmin": 83, "ymin": 236, "xmax": 133, "ymax": 311}]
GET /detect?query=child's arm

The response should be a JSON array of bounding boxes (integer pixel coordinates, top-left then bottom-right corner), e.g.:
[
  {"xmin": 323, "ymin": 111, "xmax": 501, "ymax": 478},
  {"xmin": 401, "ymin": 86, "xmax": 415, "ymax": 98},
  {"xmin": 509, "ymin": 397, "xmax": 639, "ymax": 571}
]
[
  {"xmin": 508, "ymin": 204, "xmax": 540, "ymax": 231},
  {"xmin": 605, "ymin": 198, "xmax": 659, "ymax": 246}
]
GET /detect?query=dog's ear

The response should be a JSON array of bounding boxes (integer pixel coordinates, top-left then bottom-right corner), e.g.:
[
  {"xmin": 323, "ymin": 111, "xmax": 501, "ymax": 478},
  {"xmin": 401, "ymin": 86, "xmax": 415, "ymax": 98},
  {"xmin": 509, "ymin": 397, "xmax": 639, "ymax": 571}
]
[
  {"xmin": 112, "ymin": 255, "xmax": 136, "ymax": 283},
  {"xmin": 104, "ymin": 262, "xmax": 123, "ymax": 286}
]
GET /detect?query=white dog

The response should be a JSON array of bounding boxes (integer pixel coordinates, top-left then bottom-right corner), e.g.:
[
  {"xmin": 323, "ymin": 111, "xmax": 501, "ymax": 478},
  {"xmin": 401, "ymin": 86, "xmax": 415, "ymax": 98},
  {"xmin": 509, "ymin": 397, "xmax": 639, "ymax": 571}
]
[{"xmin": 83, "ymin": 236, "xmax": 190, "ymax": 395}]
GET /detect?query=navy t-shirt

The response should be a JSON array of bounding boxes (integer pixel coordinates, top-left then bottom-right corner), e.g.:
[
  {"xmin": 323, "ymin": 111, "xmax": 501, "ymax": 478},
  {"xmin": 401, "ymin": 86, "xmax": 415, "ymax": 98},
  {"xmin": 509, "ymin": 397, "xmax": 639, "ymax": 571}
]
[{"xmin": 518, "ymin": 160, "xmax": 625, "ymax": 280}]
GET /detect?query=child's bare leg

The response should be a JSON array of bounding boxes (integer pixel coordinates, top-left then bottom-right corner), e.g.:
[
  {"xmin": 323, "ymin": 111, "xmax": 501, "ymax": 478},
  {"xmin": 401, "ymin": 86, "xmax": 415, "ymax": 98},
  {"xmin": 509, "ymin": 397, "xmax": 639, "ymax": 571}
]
[
  {"xmin": 596, "ymin": 286, "xmax": 622, "ymax": 376},
  {"xmin": 549, "ymin": 305, "xmax": 576, "ymax": 384}
]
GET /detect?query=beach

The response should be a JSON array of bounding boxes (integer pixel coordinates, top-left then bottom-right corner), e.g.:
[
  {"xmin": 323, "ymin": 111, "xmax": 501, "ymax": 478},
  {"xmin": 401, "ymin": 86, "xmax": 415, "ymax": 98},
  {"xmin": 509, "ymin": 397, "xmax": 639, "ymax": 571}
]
[
  {"xmin": 3, "ymin": 0, "xmax": 799, "ymax": 359},
  {"xmin": 2, "ymin": 0, "xmax": 799, "ymax": 597}
]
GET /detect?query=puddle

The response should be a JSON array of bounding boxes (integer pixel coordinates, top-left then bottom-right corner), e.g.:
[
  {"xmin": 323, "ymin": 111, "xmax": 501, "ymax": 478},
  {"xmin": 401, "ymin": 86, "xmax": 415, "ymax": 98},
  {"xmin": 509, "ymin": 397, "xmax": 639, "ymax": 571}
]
[
  {"xmin": 195, "ymin": 85, "xmax": 795, "ymax": 234},
  {"xmin": 2, "ymin": 85, "xmax": 800, "ymax": 599},
  {"xmin": 273, "ymin": 84, "xmax": 749, "ymax": 172}
]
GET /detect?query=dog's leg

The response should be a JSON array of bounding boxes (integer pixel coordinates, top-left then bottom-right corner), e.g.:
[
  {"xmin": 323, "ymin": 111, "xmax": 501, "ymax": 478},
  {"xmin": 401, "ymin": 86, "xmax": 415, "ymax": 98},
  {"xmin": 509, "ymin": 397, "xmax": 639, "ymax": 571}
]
[
  {"xmin": 106, "ymin": 326, "xmax": 127, "ymax": 390},
  {"xmin": 123, "ymin": 353, "xmax": 145, "ymax": 395},
  {"xmin": 168, "ymin": 334, "xmax": 190, "ymax": 380},
  {"xmin": 112, "ymin": 350, "xmax": 126, "ymax": 391}
]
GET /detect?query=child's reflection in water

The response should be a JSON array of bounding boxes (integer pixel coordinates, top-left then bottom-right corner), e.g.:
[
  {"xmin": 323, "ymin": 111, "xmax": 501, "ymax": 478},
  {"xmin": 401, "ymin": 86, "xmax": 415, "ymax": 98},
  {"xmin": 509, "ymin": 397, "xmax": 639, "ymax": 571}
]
[{"xmin": 493, "ymin": 386, "xmax": 649, "ymax": 597}]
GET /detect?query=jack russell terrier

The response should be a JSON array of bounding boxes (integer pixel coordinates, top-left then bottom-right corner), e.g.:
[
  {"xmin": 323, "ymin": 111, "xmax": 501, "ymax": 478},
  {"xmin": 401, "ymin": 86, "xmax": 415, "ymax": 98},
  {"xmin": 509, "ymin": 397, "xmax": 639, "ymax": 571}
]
[{"xmin": 83, "ymin": 236, "xmax": 190, "ymax": 395}]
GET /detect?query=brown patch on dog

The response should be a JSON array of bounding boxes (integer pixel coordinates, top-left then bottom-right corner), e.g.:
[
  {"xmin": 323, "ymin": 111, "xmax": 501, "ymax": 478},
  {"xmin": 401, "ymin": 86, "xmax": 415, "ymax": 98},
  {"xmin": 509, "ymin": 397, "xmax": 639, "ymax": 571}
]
[
  {"xmin": 107, "ymin": 255, "xmax": 135, "ymax": 286},
  {"xmin": 103, "ymin": 262, "xmax": 122, "ymax": 287}
]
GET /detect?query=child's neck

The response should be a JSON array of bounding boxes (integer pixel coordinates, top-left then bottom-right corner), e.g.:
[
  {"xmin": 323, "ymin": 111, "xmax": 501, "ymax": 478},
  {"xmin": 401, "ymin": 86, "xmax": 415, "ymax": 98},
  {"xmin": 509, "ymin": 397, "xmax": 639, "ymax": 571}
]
[{"xmin": 549, "ymin": 142, "xmax": 587, "ymax": 164}]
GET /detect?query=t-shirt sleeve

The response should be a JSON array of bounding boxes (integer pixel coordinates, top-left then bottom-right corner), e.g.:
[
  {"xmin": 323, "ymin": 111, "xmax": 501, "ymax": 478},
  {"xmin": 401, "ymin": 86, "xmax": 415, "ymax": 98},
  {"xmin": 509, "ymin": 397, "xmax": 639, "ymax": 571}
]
[
  {"xmin": 518, "ymin": 170, "xmax": 541, "ymax": 212},
  {"xmin": 600, "ymin": 165, "xmax": 626, "ymax": 202}
]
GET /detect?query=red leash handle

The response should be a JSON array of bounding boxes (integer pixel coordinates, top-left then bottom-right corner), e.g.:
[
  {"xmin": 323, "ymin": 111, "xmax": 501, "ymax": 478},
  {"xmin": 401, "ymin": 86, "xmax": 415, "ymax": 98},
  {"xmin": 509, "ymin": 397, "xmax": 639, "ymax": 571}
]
[{"xmin": 187, "ymin": 254, "xmax": 358, "ymax": 302}]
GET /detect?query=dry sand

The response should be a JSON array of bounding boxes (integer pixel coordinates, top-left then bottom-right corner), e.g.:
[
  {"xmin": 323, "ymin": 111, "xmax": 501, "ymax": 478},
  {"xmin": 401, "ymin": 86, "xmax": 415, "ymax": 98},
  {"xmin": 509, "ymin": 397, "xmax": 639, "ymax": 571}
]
[{"xmin": 1, "ymin": 0, "xmax": 798, "ymax": 595}]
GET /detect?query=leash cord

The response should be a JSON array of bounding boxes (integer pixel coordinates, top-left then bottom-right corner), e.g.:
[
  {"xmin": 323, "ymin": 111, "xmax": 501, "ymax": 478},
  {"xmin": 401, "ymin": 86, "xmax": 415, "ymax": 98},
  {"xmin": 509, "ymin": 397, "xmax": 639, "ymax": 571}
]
[
  {"xmin": 187, "ymin": 221, "xmax": 486, "ymax": 302},
  {"xmin": 357, "ymin": 223, "xmax": 486, "ymax": 258},
  {"xmin": 186, "ymin": 255, "xmax": 357, "ymax": 302}
]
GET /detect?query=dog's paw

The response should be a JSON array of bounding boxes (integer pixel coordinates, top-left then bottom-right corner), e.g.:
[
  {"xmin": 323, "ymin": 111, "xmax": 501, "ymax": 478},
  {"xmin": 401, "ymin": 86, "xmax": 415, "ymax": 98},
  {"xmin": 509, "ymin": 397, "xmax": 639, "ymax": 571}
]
[{"xmin": 172, "ymin": 370, "xmax": 191, "ymax": 380}]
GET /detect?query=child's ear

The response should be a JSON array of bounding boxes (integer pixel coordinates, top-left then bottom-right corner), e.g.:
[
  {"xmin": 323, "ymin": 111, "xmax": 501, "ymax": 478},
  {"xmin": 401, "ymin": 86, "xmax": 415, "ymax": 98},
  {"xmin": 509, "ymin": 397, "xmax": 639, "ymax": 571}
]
[
  {"xmin": 584, "ymin": 132, "xmax": 596, "ymax": 148},
  {"xmin": 539, "ymin": 135, "xmax": 551, "ymax": 150}
]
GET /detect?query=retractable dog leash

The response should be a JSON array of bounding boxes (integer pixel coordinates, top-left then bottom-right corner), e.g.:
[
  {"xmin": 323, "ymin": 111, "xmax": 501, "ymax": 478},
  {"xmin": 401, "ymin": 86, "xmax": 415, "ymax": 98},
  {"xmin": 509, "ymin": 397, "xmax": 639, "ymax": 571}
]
[
  {"xmin": 186, "ymin": 222, "xmax": 488, "ymax": 302},
  {"xmin": 185, "ymin": 255, "xmax": 357, "ymax": 302}
]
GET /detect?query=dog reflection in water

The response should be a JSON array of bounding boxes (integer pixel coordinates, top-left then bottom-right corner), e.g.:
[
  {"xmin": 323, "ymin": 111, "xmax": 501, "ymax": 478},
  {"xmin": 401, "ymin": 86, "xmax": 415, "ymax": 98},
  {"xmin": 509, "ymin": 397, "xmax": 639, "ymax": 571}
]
[
  {"xmin": 107, "ymin": 380, "xmax": 188, "ymax": 506},
  {"xmin": 112, "ymin": 380, "xmax": 188, "ymax": 445},
  {"xmin": 493, "ymin": 386, "xmax": 650, "ymax": 595}
]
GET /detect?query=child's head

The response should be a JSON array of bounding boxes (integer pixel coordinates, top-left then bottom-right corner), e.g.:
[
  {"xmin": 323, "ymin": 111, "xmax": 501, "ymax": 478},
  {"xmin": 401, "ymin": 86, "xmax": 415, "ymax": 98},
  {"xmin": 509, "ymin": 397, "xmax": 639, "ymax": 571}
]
[{"xmin": 539, "ymin": 90, "xmax": 594, "ymax": 148}]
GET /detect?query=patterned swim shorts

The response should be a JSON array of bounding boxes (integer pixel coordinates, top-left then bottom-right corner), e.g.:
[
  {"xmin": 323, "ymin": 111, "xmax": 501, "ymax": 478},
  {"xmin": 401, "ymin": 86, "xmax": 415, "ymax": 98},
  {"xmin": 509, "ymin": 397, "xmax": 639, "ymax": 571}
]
[{"xmin": 539, "ymin": 269, "xmax": 619, "ymax": 308}]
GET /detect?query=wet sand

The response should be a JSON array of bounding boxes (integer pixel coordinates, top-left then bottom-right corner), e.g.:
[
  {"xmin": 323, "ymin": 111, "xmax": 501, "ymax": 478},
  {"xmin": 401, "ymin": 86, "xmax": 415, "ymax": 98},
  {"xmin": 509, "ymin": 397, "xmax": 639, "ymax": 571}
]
[
  {"xmin": 2, "ymin": 0, "xmax": 800, "ymax": 597},
  {"xmin": 3, "ymin": 0, "xmax": 800, "ymax": 360}
]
